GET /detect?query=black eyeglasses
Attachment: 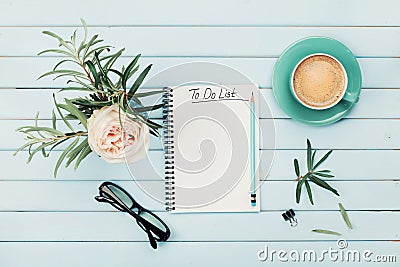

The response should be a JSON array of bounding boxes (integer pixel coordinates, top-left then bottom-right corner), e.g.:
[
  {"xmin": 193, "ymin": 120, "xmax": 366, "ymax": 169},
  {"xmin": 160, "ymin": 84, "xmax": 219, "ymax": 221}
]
[{"xmin": 95, "ymin": 181, "xmax": 170, "ymax": 249}]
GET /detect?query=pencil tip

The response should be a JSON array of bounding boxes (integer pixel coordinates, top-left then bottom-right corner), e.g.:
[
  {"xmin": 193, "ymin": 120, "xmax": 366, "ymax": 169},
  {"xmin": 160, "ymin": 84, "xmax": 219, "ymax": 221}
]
[{"xmin": 251, "ymin": 92, "xmax": 254, "ymax": 102}]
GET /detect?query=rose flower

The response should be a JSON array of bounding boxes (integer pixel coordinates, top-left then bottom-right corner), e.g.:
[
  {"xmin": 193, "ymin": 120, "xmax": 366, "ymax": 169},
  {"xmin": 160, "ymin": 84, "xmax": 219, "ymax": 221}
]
[{"xmin": 87, "ymin": 104, "xmax": 150, "ymax": 163}]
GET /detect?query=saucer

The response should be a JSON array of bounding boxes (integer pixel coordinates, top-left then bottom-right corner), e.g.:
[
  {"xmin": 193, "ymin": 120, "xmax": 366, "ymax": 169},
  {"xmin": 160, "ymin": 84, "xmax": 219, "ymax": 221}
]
[{"xmin": 272, "ymin": 36, "xmax": 362, "ymax": 126}]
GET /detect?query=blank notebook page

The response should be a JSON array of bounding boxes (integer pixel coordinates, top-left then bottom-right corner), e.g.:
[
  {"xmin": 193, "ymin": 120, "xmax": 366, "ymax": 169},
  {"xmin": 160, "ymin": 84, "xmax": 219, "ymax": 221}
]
[{"xmin": 166, "ymin": 84, "xmax": 260, "ymax": 213}]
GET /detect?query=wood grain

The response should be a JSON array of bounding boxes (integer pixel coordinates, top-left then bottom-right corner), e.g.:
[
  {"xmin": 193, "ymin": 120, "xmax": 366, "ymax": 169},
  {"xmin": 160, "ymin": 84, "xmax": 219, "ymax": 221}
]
[
  {"xmin": 0, "ymin": 180, "xmax": 397, "ymax": 211},
  {"xmin": 1, "ymin": 1, "xmax": 399, "ymax": 265},
  {"xmin": 0, "ymin": 27, "xmax": 400, "ymax": 57},
  {"xmin": 3, "ymin": 150, "xmax": 400, "ymax": 181},
  {"xmin": 0, "ymin": 241, "xmax": 397, "ymax": 267},
  {"xmin": 0, "ymin": 0, "xmax": 399, "ymax": 26},
  {"xmin": 1, "ymin": 57, "xmax": 400, "ymax": 88},
  {"xmin": 0, "ymin": 211, "xmax": 397, "ymax": 241},
  {"xmin": 1, "ymin": 89, "xmax": 400, "ymax": 119}
]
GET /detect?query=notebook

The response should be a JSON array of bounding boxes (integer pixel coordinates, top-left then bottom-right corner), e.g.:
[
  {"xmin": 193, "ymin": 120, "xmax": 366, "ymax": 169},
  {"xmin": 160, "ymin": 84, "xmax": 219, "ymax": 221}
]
[{"xmin": 163, "ymin": 84, "xmax": 260, "ymax": 213}]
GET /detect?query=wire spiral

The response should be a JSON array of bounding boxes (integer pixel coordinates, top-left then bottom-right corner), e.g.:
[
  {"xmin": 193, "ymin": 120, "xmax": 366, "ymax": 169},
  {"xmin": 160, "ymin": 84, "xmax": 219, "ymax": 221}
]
[{"xmin": 163, "ymin": 87, "xmax": 176, "ymax": 211}]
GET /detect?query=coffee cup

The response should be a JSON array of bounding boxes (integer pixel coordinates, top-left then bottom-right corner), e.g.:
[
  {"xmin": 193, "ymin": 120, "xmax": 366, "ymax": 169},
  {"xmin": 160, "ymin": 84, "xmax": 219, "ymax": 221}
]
[{"xmin": 290, "ymin": 53, "xmax": 356, "ymax": 110}]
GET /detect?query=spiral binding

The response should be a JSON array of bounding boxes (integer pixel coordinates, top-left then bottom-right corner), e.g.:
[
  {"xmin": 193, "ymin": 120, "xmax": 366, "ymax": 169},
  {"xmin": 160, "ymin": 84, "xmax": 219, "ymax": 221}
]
[{"xmin": 163, "ymin": 87, "xmax": 176, "ymax": 211}]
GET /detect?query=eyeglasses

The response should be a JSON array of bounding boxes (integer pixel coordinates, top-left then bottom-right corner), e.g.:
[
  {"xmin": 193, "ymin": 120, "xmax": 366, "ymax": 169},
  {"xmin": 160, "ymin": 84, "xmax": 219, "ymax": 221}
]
[{"xmin": 95, "ymin": 181, "xmax": 170, "ymax": 249}]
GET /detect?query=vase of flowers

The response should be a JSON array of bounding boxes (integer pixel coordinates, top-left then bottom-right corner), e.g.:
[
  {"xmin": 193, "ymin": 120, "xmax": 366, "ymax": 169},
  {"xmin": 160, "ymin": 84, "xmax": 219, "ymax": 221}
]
[{"xmin": 14, "ymin": 19, "xmax": 163, "ymax": 177}]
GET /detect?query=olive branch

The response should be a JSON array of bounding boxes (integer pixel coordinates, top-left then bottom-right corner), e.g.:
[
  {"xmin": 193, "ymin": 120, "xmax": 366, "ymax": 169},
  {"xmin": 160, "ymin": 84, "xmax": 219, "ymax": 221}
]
[
  {"xmin": 294, "ymin": 139, "xmax": 340, "ymax": 205},
  {"xmin": 14, "ymin": 19, "xmax": 163, "ymax": 177}
]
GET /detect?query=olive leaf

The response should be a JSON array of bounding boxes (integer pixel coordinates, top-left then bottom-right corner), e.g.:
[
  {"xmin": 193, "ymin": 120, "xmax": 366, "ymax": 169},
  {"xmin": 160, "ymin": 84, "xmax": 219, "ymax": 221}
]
[
  {"xmin": 294, "ymin": 158, "xmax": 300, "ymax": 177},
  {"xmin": 304, "ymin": 180, "xmax": 314, "ymax": 205},
  {"xmin": 312, "ymin": 229, "xmax": 342, "ymax": 236},
  {"xmin": 307, "ymin": 139, "xmax": 312, "ymax": 171},
  {"xmin": 294, "ymin": 139, "xmax": 339, "ymax": 205},
  {"xmin": 54, "ymin": 137, "xmax": 80, "ymax": 177},
  {"xmin": 339, "ymin": 203, "xmax": 353, "ymax": 229}
]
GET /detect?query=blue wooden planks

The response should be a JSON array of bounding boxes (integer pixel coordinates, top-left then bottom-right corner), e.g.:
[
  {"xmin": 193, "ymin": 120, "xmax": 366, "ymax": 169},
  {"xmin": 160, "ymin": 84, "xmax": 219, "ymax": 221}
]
[{"xmin": 0, "ymin": 0, "xmax": 399, "ymax": 266}]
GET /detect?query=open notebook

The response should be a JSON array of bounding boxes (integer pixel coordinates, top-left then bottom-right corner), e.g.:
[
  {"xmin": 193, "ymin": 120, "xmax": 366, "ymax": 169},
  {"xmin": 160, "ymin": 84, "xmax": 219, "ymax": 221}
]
[{"xmin": 163, "ymin": 84, "xmax": 260, "ymax": 213}]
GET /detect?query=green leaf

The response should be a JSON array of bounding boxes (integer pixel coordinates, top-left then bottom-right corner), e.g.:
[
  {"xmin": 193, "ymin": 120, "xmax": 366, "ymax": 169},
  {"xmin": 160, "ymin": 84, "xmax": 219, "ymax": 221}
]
[
  {"xmin": 128, "ymin": 64, "xmax": 152, "ymax": 98},
  {"xmin": 134, "ymin": 90, "xmax": 164, "ymax": 98},
  {"xmin": 295, "ymin": 173, "xmax": 310, "ymax": 204},
  {"xmin": 309, "ymin": 175, "xmax": 339, "ymax": 196},
  {"xmin": 311, "ymin": 150, "xmax": 316, "ymax": 167},
  {"xmin": 125, "ymin": 66, "xmax": 139, "ymax": 83},
  {"xmin": 314, "ymin": 172, "xmax": 335, "ymax": 178},
  {"xmin": 71, "ymin": 29, "xmax": 77, "ymax": 47},
  {"xmin": 295, "ymin": 181, "xmax": 302, "ymax": 204},
  {"xmin": 51, "ymin": 109, "xmax": 57, "ymax": 129},
  {"xmin": 66, "ymin": 77, "xmax": 103, "ymax": 92},
  {"xmin": 316, "ymin": 170, "xmax": 331, "ymax": 173},
  {"xmin": 74, "ymin": 144, "xmax": 92, "ymax": 170},
  {"xmin": 85, "ymin": 60, "xmax": 100, "ymax": 87},
  {"xmin": 118, "ymin": 95, "xmax": 125, "ymax": 128},
  {"xmin": 294, "ymin": 158, "xmax": 300, "ymax": 177},
  {"xmin": 77, "ymin": 18, "xmax": 88, "ymax": 55},
  {"xmin": 307, "ymin": 139, "xmax": 312, "ymax": 171},
  {"xmin": 149, "ymin": 128, "xmax": 158, "ymax": 136},
  {"xmin": 64, "ymin": 114, "xmax": 78, "ymax": 120},
  {"xmin": 122, "ymin": 54, "xmax": 141, "ymax": 90},
  {"xmin": 82, "ymin": 34, "xmax": 100, "ymax": 58},
  {"xmin": 130, "ymin": 97, "xmax": 143, "ymax": 107},
  {"xmin": 313, "ymin": 150, "xmax": 333, "ymax": 170},
  {"xmin": 64, "ymin": 99, "xmax": 88, "ymax": 129},
  {"xmin": 144, "ymin": 118, "xmax": 163, "ymax": 129},
  {"xmin": 54, "ymin": 137, "xmax": 80, "ymax": 177},
  {"xmin": 49, "ymin": 138, "xmax": 70, "ymax": 153},
  {"xmin": 52, "ymin": 73, "xmax": 89, "ymax": 81},
  {"xmin": 59, "ymin": 87, "xmax": 93, "ymax": 92},
  {"xmin": 53, "ymin": 59, "xmax": 80, "ymax": 71},
  {"xmin": 71, "ymin": 98, "xmax": 112, "ymax": 107},
  {"xmin": 41, "ymin": 147, "xmax": 48, "ymax": 158},
  {"xmin": 38, "ymin": 49, "xmax": 74, "ymax": 57},
  {"xmin": 27, "ymin": 141, "xmax": 57, "ymax": 163},
  {"xmin": 312, "ymin": 229, "xmax": 341, "ymax": 236},
  {"xmin": 65, "ymin": 138, "xmax": 88, "ymax": 167},
  {"xmin": 42, "ymin": 30, "xmax": 74, "ymax": 53},
  {"xmin": 130, "ymin": 103, "xmax": 164, "ymax": 113},
  {"xmin": 16, "ymin": 126, "xmax": 64, "ymax": 136},
  {"xmin": 13, "ymin": 140, "xmax": 39, "ymax": 156},
  {"xmin": 304, "ymin": 180, "xmax": 314, "ymax": 205},
  {"xmin": 38, "ymin": 69, "xmax": 85, "ymax": 80},
  {"xmin": 108, "ymin": 68, "xmax": 122, "ymax": 77},
  {"xmin": 93, "ymin": 52, "xmax": 112, "ymax": 89},
  {"xmin": 103, "ymin": 48, "xmax": 125, "ymax": 70},
  {"xmin": 296, "ymin": 180, "xmax": 304, "ymax": 204},
  {"xmin": 53, "ymin": 94, "xmax": 74, "ymax": 131},
  {"xmin": 84, "ymin": 45, "xmax": 112, "ymax": 60},
  {"xmin": 339, "ymin": 203, "xmax": 353, "ymax": 229},
  {"xmin": 34, "ymin": 112, "xmax": 46, "ymax": 139}
]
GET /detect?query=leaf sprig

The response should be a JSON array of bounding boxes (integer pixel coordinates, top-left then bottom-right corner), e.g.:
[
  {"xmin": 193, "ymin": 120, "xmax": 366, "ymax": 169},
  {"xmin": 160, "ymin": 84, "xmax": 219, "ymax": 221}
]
[
  {"xmin": 294, "ymin": 139, "xmax": 339, "ymax": 205},
  {"xmin": 14, "ymin": 19, "xmax": 164, "ymax": 177}
]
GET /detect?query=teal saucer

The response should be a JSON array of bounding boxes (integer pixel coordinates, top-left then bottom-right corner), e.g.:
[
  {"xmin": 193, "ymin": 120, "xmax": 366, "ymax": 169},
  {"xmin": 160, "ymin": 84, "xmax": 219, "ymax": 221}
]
[{"xmin": 272, "ymin": 37, "xmax": 362, "ymax": 126}]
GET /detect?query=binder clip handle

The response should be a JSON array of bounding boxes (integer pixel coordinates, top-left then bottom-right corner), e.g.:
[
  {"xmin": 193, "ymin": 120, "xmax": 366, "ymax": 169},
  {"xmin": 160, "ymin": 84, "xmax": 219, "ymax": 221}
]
[{"xmin": 282, "ymin": 209, "xmax": 298, "ymax": 227}]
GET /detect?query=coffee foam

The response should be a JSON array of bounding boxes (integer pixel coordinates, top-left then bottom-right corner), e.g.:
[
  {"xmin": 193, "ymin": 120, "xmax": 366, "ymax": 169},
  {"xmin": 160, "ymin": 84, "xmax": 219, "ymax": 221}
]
[{"xmin": 293, "ymin": 55, "xmax": 346, "ymax": 108}]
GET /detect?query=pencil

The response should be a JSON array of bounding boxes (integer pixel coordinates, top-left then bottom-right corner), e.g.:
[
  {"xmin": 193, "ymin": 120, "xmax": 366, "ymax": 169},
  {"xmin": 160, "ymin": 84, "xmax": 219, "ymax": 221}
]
[{"xmin": 250, "ymin": 92, "xmax": 256, "ymax": 206}]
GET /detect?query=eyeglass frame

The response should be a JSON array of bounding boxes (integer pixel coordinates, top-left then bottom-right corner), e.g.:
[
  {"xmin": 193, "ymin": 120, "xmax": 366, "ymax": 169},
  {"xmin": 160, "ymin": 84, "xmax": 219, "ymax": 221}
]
[{"xmin": 94, "ymin": 181, "xmax": 171, "ymax": 249}]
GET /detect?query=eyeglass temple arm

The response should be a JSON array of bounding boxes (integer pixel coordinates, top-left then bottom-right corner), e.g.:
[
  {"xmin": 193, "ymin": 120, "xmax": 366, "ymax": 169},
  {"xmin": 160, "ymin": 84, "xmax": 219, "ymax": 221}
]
[
  {"xmin": 95, "ymin": 196, "xmax": 114, "ymax": 203},
  {"xmin": 146, "ymin": 230, "xmax": 158, "ymax": 249}
]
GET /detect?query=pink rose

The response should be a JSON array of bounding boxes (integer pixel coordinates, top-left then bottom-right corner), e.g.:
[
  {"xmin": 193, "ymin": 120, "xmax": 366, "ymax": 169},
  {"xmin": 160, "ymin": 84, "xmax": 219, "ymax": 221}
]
[{"xmin": 87, "ymin": 104, "xmax": 150, "ymax": 163}]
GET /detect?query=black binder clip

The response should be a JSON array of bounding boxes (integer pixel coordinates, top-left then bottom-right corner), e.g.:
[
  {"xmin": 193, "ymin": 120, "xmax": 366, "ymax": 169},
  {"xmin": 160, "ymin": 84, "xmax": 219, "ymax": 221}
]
[{"xmin": 282, "ymin": 209, "xmax": 298, "ymax": 227}]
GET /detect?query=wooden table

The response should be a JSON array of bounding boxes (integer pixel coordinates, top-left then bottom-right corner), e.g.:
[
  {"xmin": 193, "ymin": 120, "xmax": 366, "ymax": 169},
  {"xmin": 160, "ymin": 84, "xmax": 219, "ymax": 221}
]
[{"xmin": 0, "ymin": 0, "xmax": 399, "ymax": 266}]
